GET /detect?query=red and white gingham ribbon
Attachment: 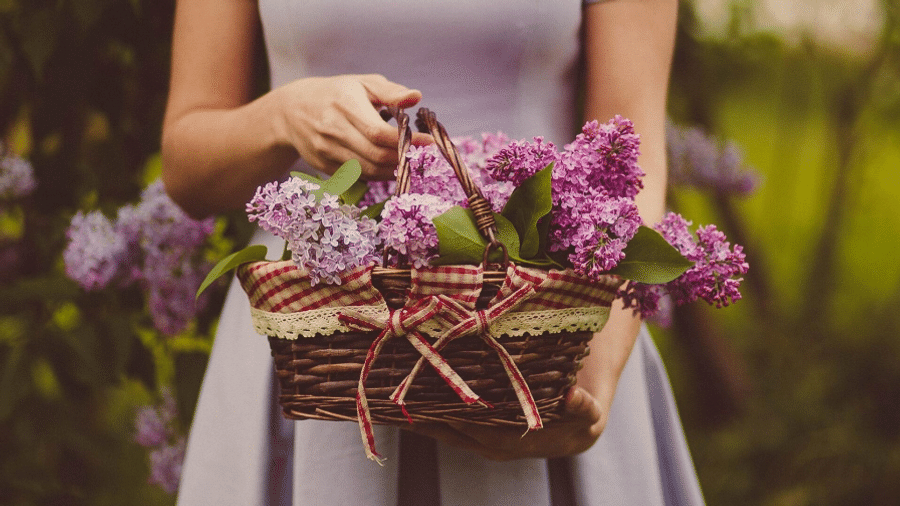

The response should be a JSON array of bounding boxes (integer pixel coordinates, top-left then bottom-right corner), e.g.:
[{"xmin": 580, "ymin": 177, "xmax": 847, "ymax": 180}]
[
  {"xmin": 339, "ymin": 297, "xmax": 489, "ymax": 463},
  {"xmin": 390, "ymin": 282, "xmax": 545, "ymax": 432}
]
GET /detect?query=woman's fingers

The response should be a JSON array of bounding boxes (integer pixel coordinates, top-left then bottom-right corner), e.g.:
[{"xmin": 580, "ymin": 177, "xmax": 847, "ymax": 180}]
[{"xmin": 359, "ymin": 73, "xmax": 423, "ymax": 109}]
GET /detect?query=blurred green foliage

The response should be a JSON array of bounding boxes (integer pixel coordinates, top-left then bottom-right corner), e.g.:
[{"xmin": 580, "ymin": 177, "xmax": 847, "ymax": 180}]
[{"xmin": 0, "ymin": 0, "xmax": 898, "ymax": 505}]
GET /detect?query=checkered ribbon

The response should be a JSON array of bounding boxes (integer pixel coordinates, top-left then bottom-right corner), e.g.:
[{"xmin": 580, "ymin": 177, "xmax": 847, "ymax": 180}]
[
  {"xmin": 338, "ymin": 296, "xmax": 490, "ymax": 464},
  {"xmin": 389, "ymin": 281, "xmax": 542, "ymax": 430}
]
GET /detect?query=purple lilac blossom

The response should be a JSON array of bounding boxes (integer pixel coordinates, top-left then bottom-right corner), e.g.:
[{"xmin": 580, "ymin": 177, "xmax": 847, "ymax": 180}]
[
  {"xmin": 135, "ymin": 389, "xmax": 185, "ymax": 494},
  {"xmin": 359, "ymin": 180, "xmax": 396, "ymax": 208},
  {"xmin": 544, "ymin": 118, "xmax": 645, "ymax": 278},
  {"xmin": 148, "ymin": 439, "xmax": 186, "ymax": 494},
  {"xmin": 134, "ymin": 405, "xmax": 168, "ymax": 447},
  {"xmin": 405, "ymin": 144, "xmax": 469, "ymax": 206},
  {"xmin": 485, "ymin": 136, "xmax": 559, "ymax": 187},
  {"xmin": 402, "ymin": 134, "xmax": 517, "ymax": 212},
  {"xmin": 117, "ymin": 181, "xmax": 216, "ymax": 335},
  {"xmin": 63, "ymin": 210, "xmax": 128, "ymax": 290},
  {"xmin": 548, "ymin": 187, "xmax": 642, "ymax": 279},
  {"xmin": 0, "ymin": 147, "xmax": 37, "ymax": 201},
  {"xmin": 666, "ymin": 122, "xmax": 760, "ymax": 196},
  {"xmin": 620, "ymin": 212, "xmax": 748, "ymax": 318},
  {"xmin": 556, "ymin": 116, "xmax": 644, "ymax": 200},
  {"xmin": 246, "ymin": 176, "xmax": 380, "ymax": 285},
  {"xmin": 379, "ymin": 193, "xmax": 454, "ymax": 268}
]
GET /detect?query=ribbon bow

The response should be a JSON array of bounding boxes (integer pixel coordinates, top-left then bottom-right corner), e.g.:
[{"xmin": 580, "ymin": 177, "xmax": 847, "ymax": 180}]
[
  {"xmin": 339, "ymin": 297, "xmax": 489, "ymax": 464},
  {"xmin": 390, "ymin": 283, "xmax": 544, "ymax": 432}
]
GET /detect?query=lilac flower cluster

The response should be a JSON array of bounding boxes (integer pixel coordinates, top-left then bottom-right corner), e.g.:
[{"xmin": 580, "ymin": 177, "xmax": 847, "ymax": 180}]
[
  {"xmin": 0, "ymin": 145, "xmax": 37, "ymax": 202},
  {"xmin": 379, "ymin": 193, "xmax": 453, "ymax": 268},
  {"xmin": 359, "ymin": 180, "xmax": 395, "ymax": 208},
  {"xmin": 666, "ymin": 122, "xmax": 760, "ymax": 196},
  {"xmin": 556, "ymin": 116, "xmax": 645, "ymax": 200},
  {"xmin": 246, "ymin": 176, "xmax": 380, "ymax": 284},
  {"xmin": 547, "ymin": 117, "xmax": 646, "ymax": 279},
  {"xmin": 401, "ymin": 134, "xmax": 515, "ymax": 214},
  {"xmin": 63, "ymin": 180, "xmax": 216, "ymax": 335},
  {"xmin": 485, "ymin": 136, "xmax": 558, "ymax": 187},
  {"xmin": 619, "ymin": 212, "xmax": 749, "ymax": 318},
  {"xmin": 134, "ymin": 390, "xmax": 185, "ymax": 495},
  {"xmin": 64, "ymin": 211, "xmax": 128, "ymax": 291}
]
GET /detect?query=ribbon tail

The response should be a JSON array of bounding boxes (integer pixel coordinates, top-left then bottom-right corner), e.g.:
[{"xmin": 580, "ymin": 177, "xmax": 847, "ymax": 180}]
[
  {"xmin": 403, "ymin": 331, "xmax": 490, "ymax": 408},
  {"xmin": 357, "ymin": 329, "xmax": 392, "ymax": 464},
  {"xmin": 480, "ymin": 331, "xmax": 543, "ymax": 431}
]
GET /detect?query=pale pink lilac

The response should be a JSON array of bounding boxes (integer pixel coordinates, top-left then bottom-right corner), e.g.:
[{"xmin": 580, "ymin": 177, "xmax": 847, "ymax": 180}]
[
  {"xmin": 379, "ymin": 192, "xmax": 454, "ymax": 268},
  {"xmin": 359, "ymin": 180, "xmax": 396, "ymax": 207}
]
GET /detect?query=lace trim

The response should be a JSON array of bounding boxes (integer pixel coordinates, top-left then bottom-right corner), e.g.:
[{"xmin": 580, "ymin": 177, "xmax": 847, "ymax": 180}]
[{"xmin": 249, "ymin": 305, "xmax": 611, "ymax": 340}]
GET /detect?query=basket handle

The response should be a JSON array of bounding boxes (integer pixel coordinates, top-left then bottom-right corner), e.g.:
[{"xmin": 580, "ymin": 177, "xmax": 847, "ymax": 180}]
[{"xmin": 384, "ymin": 106, "xmax": 508, "ymax": 267}]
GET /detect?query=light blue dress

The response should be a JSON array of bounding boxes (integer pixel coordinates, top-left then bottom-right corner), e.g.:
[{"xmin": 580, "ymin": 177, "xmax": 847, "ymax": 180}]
[{"xmin": 177, "ymin": 1, "xmax": 706, "ymax": 504}]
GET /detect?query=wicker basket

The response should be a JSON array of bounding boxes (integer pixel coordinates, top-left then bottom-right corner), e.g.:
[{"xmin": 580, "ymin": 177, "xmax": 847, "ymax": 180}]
[{"xmin": 237, "ymin": 108, "xmax": 622, "ymax": 460}]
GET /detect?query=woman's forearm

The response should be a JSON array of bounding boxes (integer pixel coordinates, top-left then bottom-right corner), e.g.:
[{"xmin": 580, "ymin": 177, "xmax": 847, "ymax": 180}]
[
  {"xmin": 577, "ymin": 0, "xmax": 678, "ymax": 403},
  {"xmin": 162, "ymin": 91, "xmax": 297, "ymax": 218}
]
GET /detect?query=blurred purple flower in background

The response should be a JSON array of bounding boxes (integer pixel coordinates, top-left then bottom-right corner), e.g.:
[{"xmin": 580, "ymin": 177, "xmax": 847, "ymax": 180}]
[
  {"xmin": 135, "ymin": 389, "xmax": 184, "ymax": 495},
  {"xmin": 63, "ymin": 211, "xmax": 128, "ymax": 291},
  {"xmin": 148, "ymin": 440, "xmax": 186, "ymax": 495},
  {"xmin": 666, "ymin": 122, "xmax": 761, "ymax": 196},
  {"xmin": 0, "ymin": 144, "xmax": 37, "ymax": 202},
  {"xmin": 63, "ymin": 180, "xmax": 216, "ymax": 335}
]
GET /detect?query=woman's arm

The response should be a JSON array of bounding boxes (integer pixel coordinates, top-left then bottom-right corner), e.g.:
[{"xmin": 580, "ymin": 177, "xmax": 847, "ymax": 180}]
[
  {"xmin": 161, "ymin": 0, "xmax": 428, "ymax": 218},
  {"xmin": 576, "ymin": 0, "xmax": 677, "ymax": 435},
  {"xmin": 407, "ymin": 0, "xmax": 677, "ymax": 460}
]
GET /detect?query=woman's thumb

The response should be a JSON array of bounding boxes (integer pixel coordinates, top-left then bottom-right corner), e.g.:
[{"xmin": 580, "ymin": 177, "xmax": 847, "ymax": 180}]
[{"xmin": 360, "ymin": 75, "xmax": 422, "ymax": 108}]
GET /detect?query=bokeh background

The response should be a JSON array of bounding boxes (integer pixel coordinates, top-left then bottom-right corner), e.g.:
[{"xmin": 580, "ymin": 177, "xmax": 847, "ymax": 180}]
[{"xmin": 1, "ymin": 0, "xmax": 898, "ymax": 504}]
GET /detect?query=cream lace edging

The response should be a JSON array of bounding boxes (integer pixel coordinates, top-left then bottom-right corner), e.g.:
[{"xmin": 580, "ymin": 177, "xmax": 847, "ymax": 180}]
[{"xmin": 249, "ymin": 304, "xmax": 611, "ymax": 340}]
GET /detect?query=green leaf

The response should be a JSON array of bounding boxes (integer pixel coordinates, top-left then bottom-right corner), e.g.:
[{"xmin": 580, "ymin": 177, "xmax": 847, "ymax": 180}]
[
  {"xmin": 290, "ymin": 160, "xmax": 362, "ymax": 202},
  {"xmin": 501, "ymin": 162, "xmax": 554, "ymax": 258},
  {"xmin": 196, "ymin": 244, "xmax": 269, "ymax": 298},
  {"xmin": 360, "ymin": 200, "xmax": 387, "ymax": 220},
  {"xmin": 342, "ymin": 180, "xmax": 369, "ymax": 206},
  {"xmin": 609, "ymin": 226, "xmax": 693, "ymax": 284},
  {"xmin": 321, "ymin": 159, "xmax": 362, "ymax": 197},
  {"xmin": 432, "ymin": 207, "xmax": 520, "ymax": 265}
]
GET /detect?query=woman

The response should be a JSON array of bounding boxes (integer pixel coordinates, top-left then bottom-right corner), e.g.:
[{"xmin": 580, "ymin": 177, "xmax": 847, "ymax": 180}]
[{"xmin": 162, "ymin": 0, "xmax": 704, "ymax": 504}]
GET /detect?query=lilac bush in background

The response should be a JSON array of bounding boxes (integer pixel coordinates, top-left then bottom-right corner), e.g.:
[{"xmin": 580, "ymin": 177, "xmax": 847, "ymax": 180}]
[
  {"xmin": 63, "ymin": 180, "xmax": 216, "ymax": 335},
  {"xmin": 134, "ymin": 390, "xmax": 185, "ymax": 495}
]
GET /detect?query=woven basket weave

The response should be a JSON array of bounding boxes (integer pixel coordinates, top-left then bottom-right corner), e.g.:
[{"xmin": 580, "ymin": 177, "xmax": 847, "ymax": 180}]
[{"xmin": 239, "ymin": 108, "xmax": 621, "ymax": 445}]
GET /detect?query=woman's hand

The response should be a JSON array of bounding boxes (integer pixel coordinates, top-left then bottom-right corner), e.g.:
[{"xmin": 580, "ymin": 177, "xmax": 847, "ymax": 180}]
[
  {"xmin": 404, "ymin": 386, "xmax": 607, "ymax": 461},
  {"xmin": 272, "ymin": 74, "xmax": 432, "ymax": 180}
]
